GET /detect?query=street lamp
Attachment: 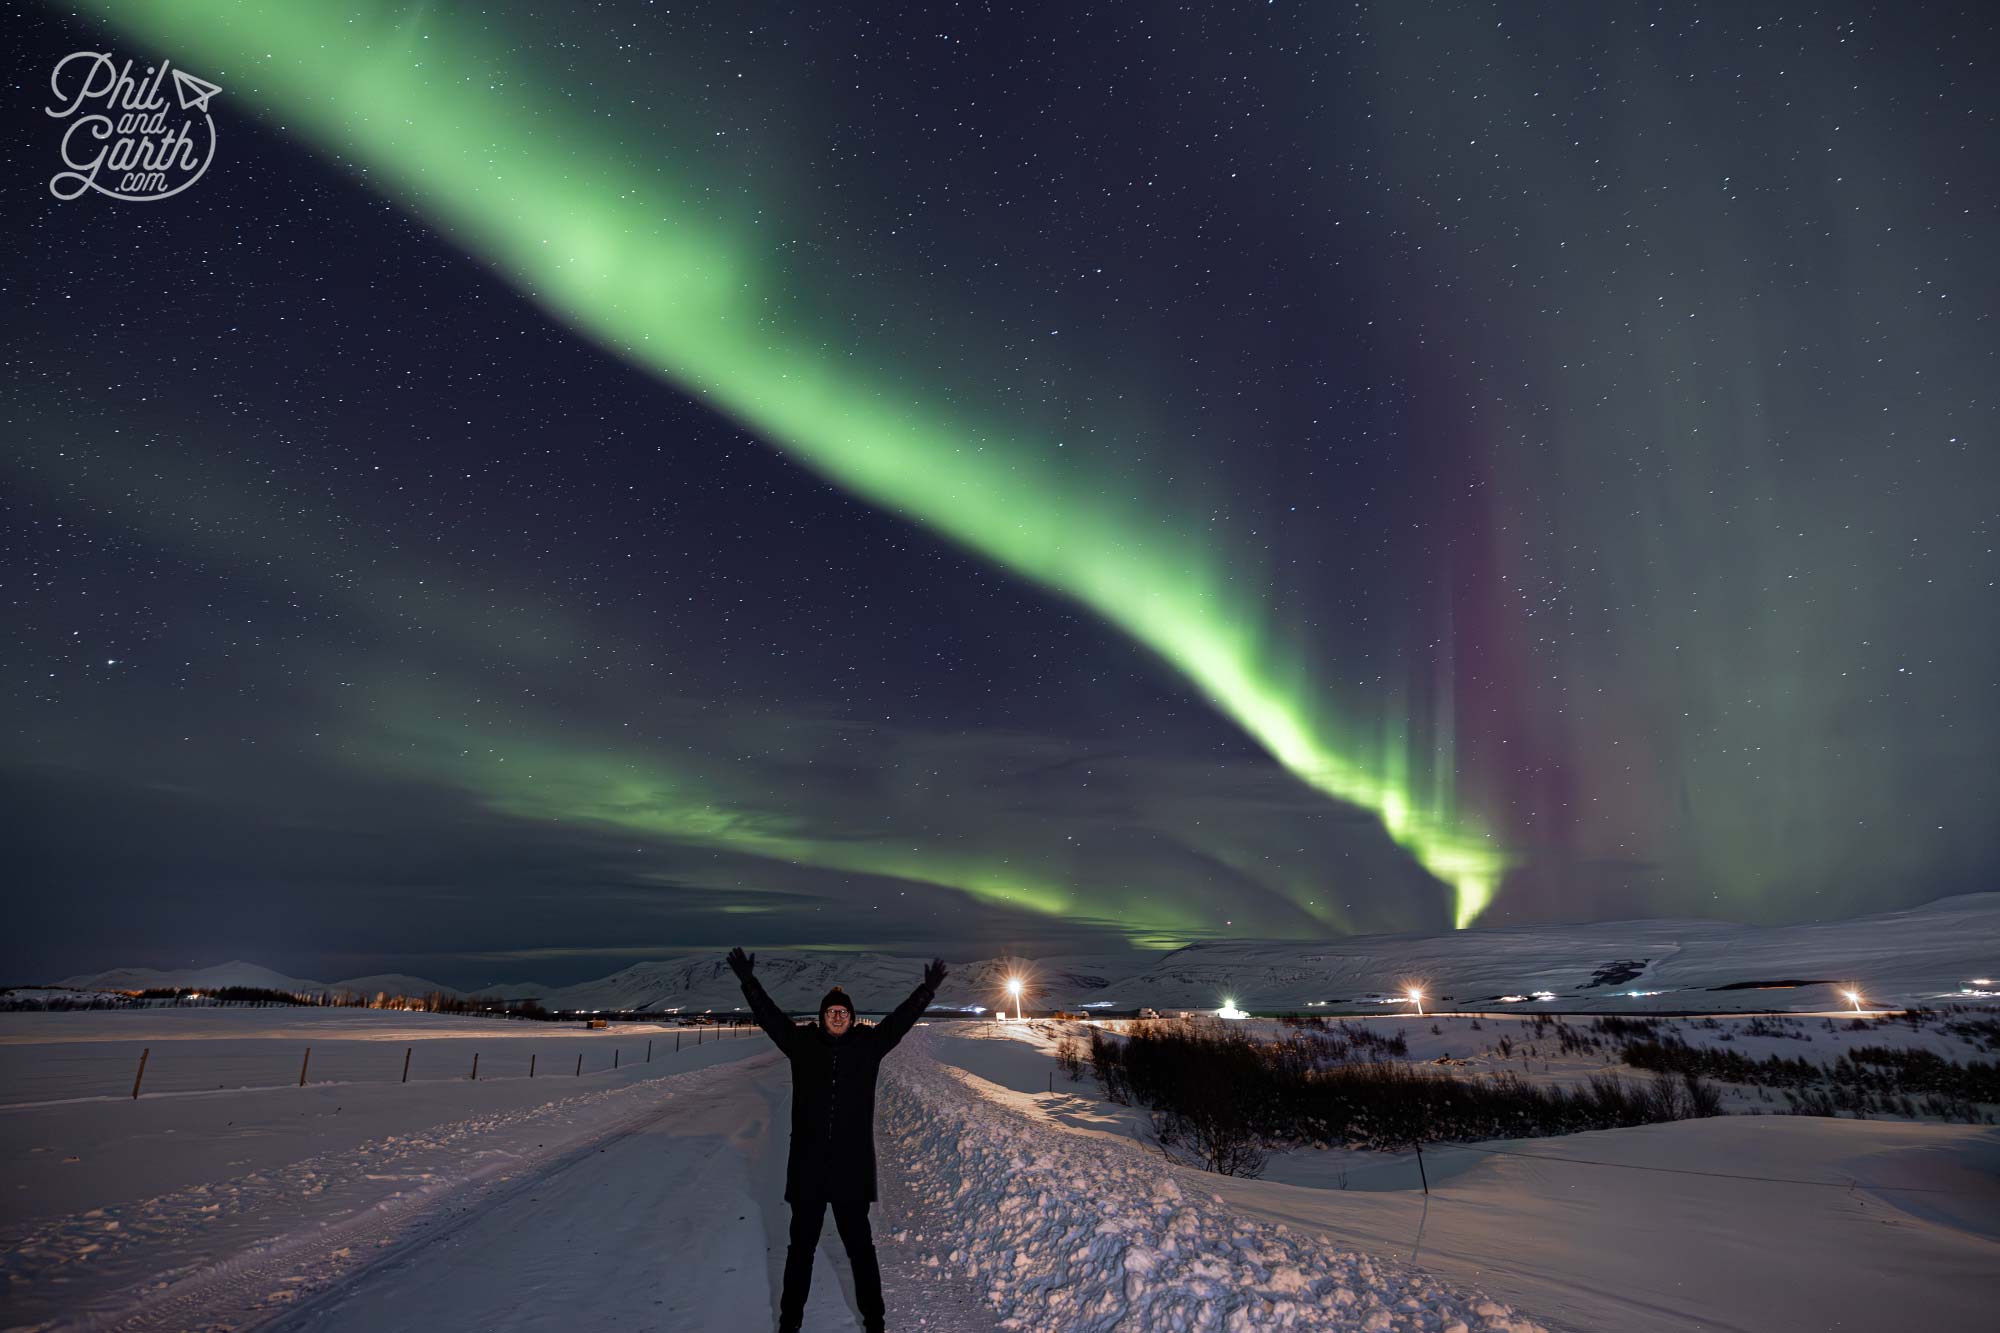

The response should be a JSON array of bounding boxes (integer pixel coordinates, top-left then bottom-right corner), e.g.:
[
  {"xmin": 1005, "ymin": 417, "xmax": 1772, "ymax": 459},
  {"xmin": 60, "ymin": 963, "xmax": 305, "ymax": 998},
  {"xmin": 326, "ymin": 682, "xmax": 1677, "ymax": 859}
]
[
  {"xmin": 1843, "ymin": 987, "xmax": 1864, "ymax": 1015},
  {"xmin": 1407, "ymin": 987, "xmax": 1425, "ymax": 1018},
  {"xmin": 1006, "ymin": 977, "xmax": 1023, "ymax": 1023}
]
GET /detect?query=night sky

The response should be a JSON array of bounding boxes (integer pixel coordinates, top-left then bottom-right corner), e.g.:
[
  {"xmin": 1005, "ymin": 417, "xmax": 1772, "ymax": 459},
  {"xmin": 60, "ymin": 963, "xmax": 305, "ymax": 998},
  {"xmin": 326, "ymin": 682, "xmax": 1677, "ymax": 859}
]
[{"xmin": 6, "ymin": 2, "xmax": 1995, "ymax": 989}]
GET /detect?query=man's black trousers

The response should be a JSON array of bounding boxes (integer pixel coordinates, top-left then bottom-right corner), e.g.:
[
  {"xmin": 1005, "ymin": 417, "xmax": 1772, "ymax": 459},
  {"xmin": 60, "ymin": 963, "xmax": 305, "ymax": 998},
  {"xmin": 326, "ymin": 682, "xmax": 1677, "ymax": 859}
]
[{"xmin": 779, "ymin": 1197, "xmax": 883, "ymax": 1330}]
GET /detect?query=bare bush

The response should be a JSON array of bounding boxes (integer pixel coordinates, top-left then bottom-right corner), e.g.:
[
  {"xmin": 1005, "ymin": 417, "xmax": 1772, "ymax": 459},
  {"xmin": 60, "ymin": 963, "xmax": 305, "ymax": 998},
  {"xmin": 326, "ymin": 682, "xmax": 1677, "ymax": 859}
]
[
  {"xmin": 1054, "ymin": 1034, "xmax": 1085, "ymax": 1081},
  {"xmin": 1089, "ymin": 1020, "xmax": 1730, "ymax": 1156}
]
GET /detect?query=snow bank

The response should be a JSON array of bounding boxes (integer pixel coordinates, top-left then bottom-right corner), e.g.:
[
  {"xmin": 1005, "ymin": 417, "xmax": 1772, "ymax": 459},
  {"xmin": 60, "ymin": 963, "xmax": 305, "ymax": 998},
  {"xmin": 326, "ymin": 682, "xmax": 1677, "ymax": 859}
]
[
  {"xmin": 914, "ymin": 1022, "xmax": 2000, "ymax": 1333},
  {"xmin": 879, "ymin": 1031, "xmax": 1543, "ymax": 1332}
]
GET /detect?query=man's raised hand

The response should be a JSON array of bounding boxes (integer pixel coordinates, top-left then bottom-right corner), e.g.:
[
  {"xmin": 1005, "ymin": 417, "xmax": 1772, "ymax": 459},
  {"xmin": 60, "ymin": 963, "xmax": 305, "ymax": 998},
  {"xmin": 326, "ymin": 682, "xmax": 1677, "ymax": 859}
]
[
  {"xmin": 727, "ymin": 946, "xmax": 755, "ymax": 981},
  {"xmin": 923, "ymin": 958, "xmax": 948, "ymax": 991}
]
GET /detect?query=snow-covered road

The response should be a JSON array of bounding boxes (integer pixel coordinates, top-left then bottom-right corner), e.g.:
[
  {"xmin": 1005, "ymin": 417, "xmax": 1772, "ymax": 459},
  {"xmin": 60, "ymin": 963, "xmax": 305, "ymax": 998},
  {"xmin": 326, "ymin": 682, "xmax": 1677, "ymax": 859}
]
[
  {"xmin": 252, "ymin": 1047, "xmax": 995, "ymax": 1333},
  {"xmin": 257, "ymin": 1049, "xmax": 780, "ymax": 1331}
]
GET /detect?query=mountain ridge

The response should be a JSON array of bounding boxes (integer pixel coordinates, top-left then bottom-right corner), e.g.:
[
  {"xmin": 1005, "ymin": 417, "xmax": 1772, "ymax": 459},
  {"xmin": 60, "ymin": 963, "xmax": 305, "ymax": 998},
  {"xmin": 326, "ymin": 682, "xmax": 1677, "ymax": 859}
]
[{"xmin": 45, "ymin": 893, "xmax": 1997, "ymax": 1014}]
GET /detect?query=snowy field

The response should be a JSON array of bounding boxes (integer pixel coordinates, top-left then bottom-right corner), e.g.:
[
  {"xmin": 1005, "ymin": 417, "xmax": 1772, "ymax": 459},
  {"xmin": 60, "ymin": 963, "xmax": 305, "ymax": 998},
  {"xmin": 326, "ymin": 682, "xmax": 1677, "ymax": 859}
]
[
  {"xmin": 1, "ymin": 1005, "xmax": 1993, "ymax": 1332},
  {"xmin": 0, "ymin": 1007, "xmax": 760, "ymax": 1107},
  {"xmin": 0, "ymin": 1010, "xmax": 774, "ymax": 1330}
]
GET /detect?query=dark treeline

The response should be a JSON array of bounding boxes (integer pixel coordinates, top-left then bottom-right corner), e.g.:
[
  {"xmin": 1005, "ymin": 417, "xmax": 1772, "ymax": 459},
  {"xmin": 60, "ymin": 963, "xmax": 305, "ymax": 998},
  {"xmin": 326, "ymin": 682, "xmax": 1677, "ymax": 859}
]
[
  {"xmin": 1942, "ymin": 1016, "xmax": 2000, "ymax": 1054},
  {"xmin": 1086, "ymin": 1019, "xmax": 1723, "ymax": 1176},
  {"xmin": 0, "ymin": 985, "xmax": 556, "ymax": 1018},
  {"xmin": 1619, "ymin": 1039, "xmax": 1823, "ymax": 1089},
  {"xmin": 1622, "ymin": 1037, "xmax": 1998, "ymax": 1120}
]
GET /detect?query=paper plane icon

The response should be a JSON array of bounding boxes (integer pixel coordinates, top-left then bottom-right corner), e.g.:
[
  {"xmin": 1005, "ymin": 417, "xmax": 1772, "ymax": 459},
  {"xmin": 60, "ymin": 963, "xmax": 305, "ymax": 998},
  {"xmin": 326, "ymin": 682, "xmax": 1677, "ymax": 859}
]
[{"xmin": 171, "ymin": 67, "xmax": 222, "ymax": 113}]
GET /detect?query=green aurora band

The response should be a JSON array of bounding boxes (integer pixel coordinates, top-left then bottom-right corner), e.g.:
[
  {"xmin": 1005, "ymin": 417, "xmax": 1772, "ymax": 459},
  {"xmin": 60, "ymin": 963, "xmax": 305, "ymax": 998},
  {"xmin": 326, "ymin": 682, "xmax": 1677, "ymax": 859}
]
[
  {"xmin": 2, "ymin": 428, "xmax": 1165, "ymax": 932},
  {"xmin": 344, "ymin": 681, "xmax": 1217, "ymax": 943},
  {"xmin": 81, "ymin": 0, "xmax": 1508, "ymax": 926}
]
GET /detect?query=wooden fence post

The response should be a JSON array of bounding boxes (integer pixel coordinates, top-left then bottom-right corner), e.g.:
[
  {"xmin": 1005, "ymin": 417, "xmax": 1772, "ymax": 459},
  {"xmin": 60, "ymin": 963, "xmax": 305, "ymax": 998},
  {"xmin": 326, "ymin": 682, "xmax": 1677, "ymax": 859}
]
[
  {"xmin": 299, "ymin": 1046, "xmax": 311, "ymax": 1087},
  {"xmin": 402, "ymin": 1047, "xmax": 412, "ymax": 1083},
  {"xmin": 647, "ymin": 1039, "xmax": 653, "ymax": 1063},
  {"xmin": 131, "ymin": 1047, "xmax": 150, "ymax": 1099},
  {"xmin": 531, "ymin": 1053, "xmax": 537, "ymax": 1078},
  {"xmin": 471, "ymin": 1051, "xmax": 479, "ymax": 1081},
  {"xmin": 575, "ymin": 1053, "xmax": 582, "ymax": 1077}
]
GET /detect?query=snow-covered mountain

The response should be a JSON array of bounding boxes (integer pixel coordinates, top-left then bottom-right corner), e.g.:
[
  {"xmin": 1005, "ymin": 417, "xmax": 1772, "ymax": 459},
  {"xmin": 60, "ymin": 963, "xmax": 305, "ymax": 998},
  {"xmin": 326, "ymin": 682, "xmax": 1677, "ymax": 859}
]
[
  {"xmin": 42, "ymin": 893, "xmax": 1997, "ymax": 1014},
  {"xmin": 1091, "ymin": 893, "xmax": 1999, "ymax": 1013},
  {"xmin": 536, "ymin": 951, "xmax": 1145, "ymax": 1014},
  {"xmin": 54, "ymin": 959, "xmax": 328, "ymax": 994},
  {"xmin": 540, "ymin": 895, "xmax": 1996, "ymax": 1014},
  {"xmin": 53, "ymin": 960, "xmax": 466, "ymax": 1000},
  {"xmin": 326, "ymin": 973, "xmax": 472, "ymax": 999},
  {"xmin": 537, "ymin": 952, "xmax": 901, "ymax": 1014}
]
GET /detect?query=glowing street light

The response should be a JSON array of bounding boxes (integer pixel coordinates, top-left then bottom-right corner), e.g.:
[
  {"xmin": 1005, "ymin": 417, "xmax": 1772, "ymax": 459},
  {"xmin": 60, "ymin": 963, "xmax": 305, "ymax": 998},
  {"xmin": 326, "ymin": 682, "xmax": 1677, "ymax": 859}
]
[
  {"xmin": 1843, "ymin": 988, "xmax": 1865, "ymax": 1015},
  {"xmin": 1006, "ymin": 977, "xmax": 1023, "ymax": 1023},
  {"xmin": 1406, "ymin": 988, "xmax": 1425, "ymax": 1018}
]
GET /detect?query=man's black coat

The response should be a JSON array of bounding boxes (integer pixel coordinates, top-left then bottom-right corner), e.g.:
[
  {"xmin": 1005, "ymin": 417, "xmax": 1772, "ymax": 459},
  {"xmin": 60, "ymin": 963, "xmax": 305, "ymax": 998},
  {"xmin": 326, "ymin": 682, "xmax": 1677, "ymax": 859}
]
[{"xmin": 739, "ymin": 972, "xmax": 935, "ymax": 1203}]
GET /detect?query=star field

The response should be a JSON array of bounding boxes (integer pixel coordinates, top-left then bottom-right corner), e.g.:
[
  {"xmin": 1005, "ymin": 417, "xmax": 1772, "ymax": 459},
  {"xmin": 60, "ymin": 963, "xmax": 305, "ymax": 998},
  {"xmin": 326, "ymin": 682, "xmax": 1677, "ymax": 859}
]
[{"xmin": 4, "ymin": 1, "xmax": 1995, "ymax": 987}]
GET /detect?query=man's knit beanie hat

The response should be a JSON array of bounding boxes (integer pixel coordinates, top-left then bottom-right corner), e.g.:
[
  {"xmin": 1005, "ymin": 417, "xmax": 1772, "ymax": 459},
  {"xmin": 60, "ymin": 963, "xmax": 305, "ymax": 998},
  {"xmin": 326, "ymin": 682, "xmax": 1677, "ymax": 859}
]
[{"xmin": 819, "ymin": 986, "xmax": 855, "ymax": 1022}]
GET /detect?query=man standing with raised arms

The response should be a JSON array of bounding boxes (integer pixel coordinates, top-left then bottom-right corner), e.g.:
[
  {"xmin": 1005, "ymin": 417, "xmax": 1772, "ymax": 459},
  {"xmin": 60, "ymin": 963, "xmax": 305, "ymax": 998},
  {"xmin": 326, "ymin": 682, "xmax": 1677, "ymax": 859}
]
[{"xmin": 727, "ymin": 946, "xmax": 946, "ymax": 1333}]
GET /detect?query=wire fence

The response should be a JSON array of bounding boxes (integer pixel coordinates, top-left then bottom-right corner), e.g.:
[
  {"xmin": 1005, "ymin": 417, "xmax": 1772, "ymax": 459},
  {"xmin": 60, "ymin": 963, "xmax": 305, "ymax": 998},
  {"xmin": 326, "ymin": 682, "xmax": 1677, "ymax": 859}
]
[{"xmin": 0, "ymin": 1023, "xmax": 757, "ymax": 1107}]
